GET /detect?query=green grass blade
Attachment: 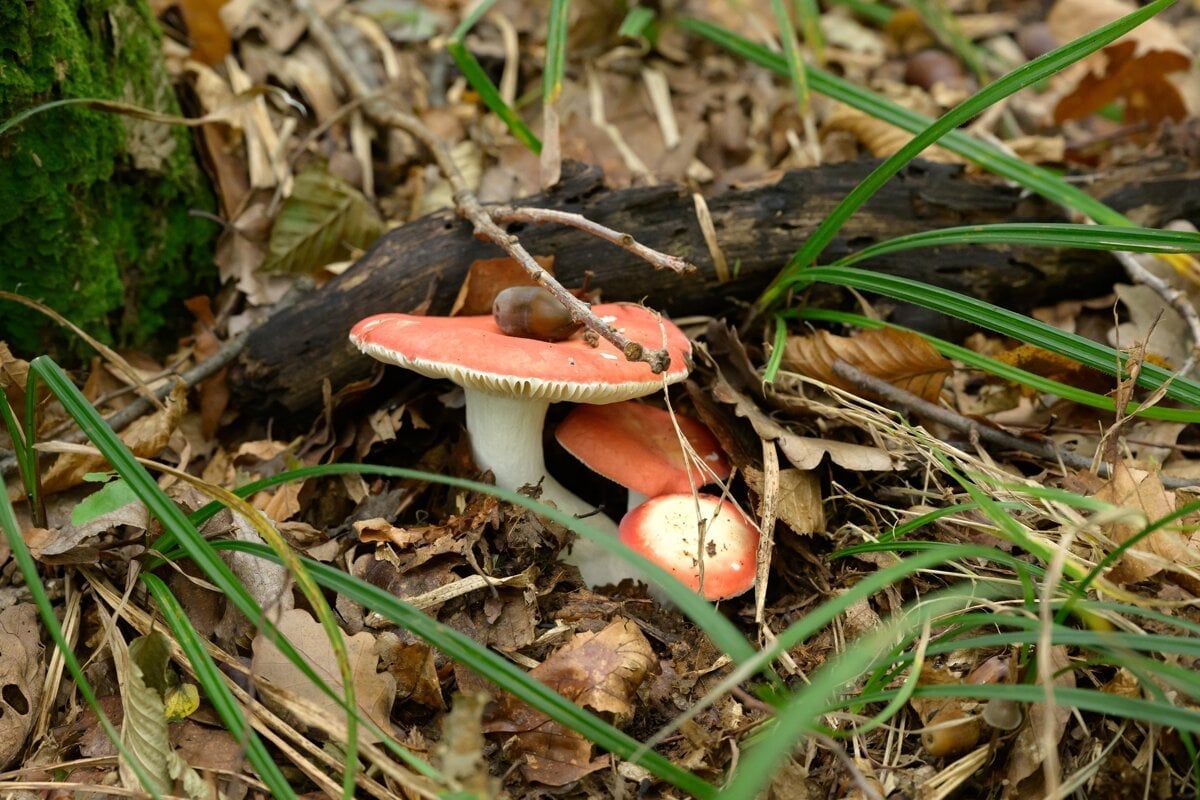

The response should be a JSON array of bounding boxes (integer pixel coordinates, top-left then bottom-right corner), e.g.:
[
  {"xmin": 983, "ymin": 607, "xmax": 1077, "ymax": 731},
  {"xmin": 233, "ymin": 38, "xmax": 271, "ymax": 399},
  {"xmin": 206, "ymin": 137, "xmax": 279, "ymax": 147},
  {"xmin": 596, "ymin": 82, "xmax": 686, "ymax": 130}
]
[
  {"xmin": 677, "ymin": 12, "xmax": 1177, "ymax": 306},
  {"xmin": 26, "ymin": 357, "xmax": 423, "ymax": 789},
  {"xmin": 544, "ymin": 0, "xmax": 569, "ymax": 105},
  {"xmin": 447, "ymin": 0, "xmax": 541, "ymax": 152},
  {"xmin": 0, "ymin": 472, "xmax": 162, "ymax": 795},
  {"xmin": 770, "ymin": 0, "xmax": 1175, "ymax": 301},
  {"xmin": 771, "ymin": 0, "xmax": 811, "ymax": 114},
  {"xmin": 833, "ymin": 223, "xmax": 1200, "ymax": 267},
  {"xmin": 785, "ymin": 266, "xmax": 1200, "ymax": 407},
  {"xmin": 794, "ymin": 0, "xmax": 824, "ymax": 63},
  {"xmin": 219, "ymin": 540, "xmax": 719, "ymax": 800},
  {"xmin": 141, "ymin": 574, "xmax": 294, "ymax": 798},
  {"xmin": 797, "ymin": 308, "xmax": 1200, "ymax": 423},
  {"xmin": 720, "ymin": 586, "xmax": 993, "ymax": 799}
]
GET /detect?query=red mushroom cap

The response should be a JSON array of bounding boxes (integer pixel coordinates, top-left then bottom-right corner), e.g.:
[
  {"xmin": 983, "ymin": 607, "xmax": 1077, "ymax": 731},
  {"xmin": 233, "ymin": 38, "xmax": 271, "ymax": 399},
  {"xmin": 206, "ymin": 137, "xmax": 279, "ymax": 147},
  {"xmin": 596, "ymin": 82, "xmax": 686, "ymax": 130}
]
[
  {"xmin": 556, "ymin": 401, "xmax": 730, "ymax": 497},
  {"xmin": 349, "ymin": 303, "xmax": 691, "ymax": 401},
  {"xmin": 619, "ymin": 494, "xmax": 759, "ymax": 600}
]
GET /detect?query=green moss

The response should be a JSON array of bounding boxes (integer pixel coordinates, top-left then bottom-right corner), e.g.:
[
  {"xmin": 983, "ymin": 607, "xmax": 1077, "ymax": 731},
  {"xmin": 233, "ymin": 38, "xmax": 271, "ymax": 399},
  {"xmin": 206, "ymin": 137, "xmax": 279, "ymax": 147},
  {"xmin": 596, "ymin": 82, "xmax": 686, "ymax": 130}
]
[{"xmin": 0, "ymin": 0, "xmax": 217, "ymax": 356}]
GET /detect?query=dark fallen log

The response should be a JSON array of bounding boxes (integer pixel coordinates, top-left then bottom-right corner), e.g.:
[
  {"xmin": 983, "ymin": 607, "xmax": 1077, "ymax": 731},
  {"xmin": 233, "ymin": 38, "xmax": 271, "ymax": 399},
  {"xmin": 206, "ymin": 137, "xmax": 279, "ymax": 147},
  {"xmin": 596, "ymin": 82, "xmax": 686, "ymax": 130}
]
[{"xmin": 231, "ymin": 157, "xmax": 1200, "ymax": 416}]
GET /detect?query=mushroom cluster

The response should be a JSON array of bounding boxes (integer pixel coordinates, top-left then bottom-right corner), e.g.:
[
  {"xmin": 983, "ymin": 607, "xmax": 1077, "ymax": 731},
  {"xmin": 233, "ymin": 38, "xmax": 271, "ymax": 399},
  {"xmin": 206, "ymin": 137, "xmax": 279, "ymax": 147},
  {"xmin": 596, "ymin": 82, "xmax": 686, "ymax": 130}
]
[
  {"xmin": 557, "ymin": 399, "xmax": 757, "ymax": 600},
  {"xmin": 350, "ymin": 302, "xmax": 759, "ymax": 600}
]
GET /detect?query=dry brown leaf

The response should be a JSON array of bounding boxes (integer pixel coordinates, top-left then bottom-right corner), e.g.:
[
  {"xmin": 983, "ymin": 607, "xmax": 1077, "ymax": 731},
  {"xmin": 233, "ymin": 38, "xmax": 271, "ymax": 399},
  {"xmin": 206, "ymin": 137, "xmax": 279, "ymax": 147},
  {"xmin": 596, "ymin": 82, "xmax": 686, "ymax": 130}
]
[
  {"xmin": 178, "ymin": 0, "xmax": 232, "ymax": 64},
  {"xmin": 1046, "ymin": 0, "xmax": 1197, "ymax": 134},
  {"xmin": 40, "ymin": 381, "xmax": 187, "ymax": 494},
  {"xmin": 0, "ymin": 604, "xmax": 44, "ymax": 770},
  {"xmin": 1054, "ymin": 40, "xmax": 1190, "ymax": 130},
  {"xmin": 711, "ymin": 374, "xmax": 894, "ymax": 471},
  {"xmin": 0, "ymin": 342, "xmax": 30, "ymax": 417},
  {"xmin": 449, "ymin": 256, "xmax": 555, "ymax": 316},
  {"xmin": 376, "ymin": 632, "xmax": 444, "ymax": 709},
  {"xmin": 1048, "ymin": 0, "xmax": 1186, "ymax": 61},
  {"xmin": 1092, "ymin": 463, "xmax": 1200, "ymax": 585},
  {"xmin": 782, "ymin": 327, "xmax": 952, "ymax": 404},
  {"xmin": 483, "ymin": 618, "xmax": 655, "ymax": 786},
  {"xmin": 744, "ymin": 466, "xmax": 825, "ymax": 535},
  {"xmin": 822, "ymin": 103, "xmax": 957, "ymax": 162},
  {"xmin": 251, "ymin": 482, "xmax": 302, "ymax": 523},
  {"xmin": 251, "ymin": 608, "xmax": 396, "ymax": 742}
]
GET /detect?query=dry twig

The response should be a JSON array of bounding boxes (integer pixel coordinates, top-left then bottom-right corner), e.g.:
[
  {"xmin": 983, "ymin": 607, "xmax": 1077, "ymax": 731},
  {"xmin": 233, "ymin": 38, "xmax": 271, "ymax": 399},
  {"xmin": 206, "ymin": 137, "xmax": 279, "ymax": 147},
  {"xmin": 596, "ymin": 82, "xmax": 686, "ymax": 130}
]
[
  {"xmin": 294, "ymin": 0, "xmax": 681, "ymax": 372},
  {"xmin": 829, "ymin": 359, "xmax": 1200, "ymax": 489}
]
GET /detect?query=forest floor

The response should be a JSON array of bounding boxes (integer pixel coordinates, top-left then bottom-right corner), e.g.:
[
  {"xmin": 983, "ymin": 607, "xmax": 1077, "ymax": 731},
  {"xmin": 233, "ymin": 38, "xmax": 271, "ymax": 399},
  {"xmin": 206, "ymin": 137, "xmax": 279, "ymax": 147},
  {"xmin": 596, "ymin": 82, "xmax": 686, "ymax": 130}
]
[{"xmin": 5, "ymin": 0, "xmax": 1200, "ymax": 798}]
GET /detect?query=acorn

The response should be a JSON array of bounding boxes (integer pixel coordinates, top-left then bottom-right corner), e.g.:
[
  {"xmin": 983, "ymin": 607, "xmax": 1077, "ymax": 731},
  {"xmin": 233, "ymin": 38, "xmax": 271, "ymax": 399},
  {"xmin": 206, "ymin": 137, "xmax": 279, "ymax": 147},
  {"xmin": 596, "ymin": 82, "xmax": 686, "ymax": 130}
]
[
  {"xmin": 921, "ymin": 706, "xmax": 982, "ymax": 758},
  {"xmin": 904, "ymin": 49, "xmax": 967, "ymax": 91},
  {"xmin": 492, "ymin": 286, "xmax": 583, "ymax": 341}
]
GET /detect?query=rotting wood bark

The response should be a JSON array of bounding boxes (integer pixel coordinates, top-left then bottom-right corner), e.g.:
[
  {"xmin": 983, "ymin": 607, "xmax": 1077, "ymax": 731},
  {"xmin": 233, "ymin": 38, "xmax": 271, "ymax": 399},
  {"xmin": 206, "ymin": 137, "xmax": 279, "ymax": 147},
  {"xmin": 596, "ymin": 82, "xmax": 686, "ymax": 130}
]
[{"xmin": 231, "ymin": 157, "xmax": 1200, "ymax": 416}]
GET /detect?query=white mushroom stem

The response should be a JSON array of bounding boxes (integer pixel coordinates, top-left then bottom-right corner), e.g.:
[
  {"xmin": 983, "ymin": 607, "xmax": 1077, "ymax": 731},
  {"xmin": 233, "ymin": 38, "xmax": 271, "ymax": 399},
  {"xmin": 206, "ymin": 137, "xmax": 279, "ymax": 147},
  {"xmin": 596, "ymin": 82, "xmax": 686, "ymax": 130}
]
[
  {"xmin": 464, "ymin": 388, "xmax": 640, "ymax": 588},
  {"xmin": 464, "ymin": 388, "xmax": 590, "ymax": 517}
]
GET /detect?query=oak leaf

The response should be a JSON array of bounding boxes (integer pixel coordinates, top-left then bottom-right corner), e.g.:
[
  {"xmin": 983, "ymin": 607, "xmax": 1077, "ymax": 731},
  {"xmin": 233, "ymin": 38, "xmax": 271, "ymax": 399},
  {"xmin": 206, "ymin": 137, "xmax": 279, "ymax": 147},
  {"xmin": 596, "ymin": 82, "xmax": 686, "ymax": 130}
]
[
  {"xmin": 483, "ymin": 618, "xmax": 655, "ymax": 786},
  {"xmin": 781, "ymin": 327, "xmax": 952, "ymax": 404}
]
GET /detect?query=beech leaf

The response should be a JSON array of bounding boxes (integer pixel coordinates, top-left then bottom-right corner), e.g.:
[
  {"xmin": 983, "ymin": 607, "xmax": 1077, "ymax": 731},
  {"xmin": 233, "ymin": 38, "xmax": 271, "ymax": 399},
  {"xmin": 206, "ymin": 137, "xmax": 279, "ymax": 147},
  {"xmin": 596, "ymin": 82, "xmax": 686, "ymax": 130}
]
[
  {"xmin": 261, "ymin": 169, "xmax": 384, "ymax": 274},
  {"xmin": 781, "ymin": 327, "xmax": 952, "ymax": 404}
]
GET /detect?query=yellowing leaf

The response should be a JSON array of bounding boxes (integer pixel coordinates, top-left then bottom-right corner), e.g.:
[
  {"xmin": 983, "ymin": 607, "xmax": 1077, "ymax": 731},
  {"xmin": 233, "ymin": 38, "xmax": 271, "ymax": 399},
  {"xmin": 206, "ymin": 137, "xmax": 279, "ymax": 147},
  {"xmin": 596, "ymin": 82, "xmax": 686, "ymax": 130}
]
[
  {"xmin": 261, "ymin": 169, "xmax": 384, "ymax": 274},
  {"xmin": 781, "ymin": 327, "xmax": 952, "ymax": 404}
]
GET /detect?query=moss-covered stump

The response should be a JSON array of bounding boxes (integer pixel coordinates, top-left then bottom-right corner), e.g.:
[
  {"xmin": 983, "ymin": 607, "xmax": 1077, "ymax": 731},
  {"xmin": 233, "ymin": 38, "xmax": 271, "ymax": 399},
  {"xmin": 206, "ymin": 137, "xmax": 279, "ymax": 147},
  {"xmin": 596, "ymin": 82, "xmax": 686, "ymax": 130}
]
[{"xmin": 0, "ymin": 0, "xmax": 216, "ymax": 356}]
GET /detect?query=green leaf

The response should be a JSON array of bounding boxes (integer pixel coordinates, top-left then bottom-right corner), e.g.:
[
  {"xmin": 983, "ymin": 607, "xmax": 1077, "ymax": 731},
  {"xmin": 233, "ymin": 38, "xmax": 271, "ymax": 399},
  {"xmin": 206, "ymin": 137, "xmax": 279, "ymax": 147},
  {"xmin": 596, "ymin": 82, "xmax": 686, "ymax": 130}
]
[
  {"xmin": 71, "ymin": 477, "xmax": 138, "ymax": 526},
  {"xmin": 261, "ymin": 169, "xmax": 384, "ymax": 274}
]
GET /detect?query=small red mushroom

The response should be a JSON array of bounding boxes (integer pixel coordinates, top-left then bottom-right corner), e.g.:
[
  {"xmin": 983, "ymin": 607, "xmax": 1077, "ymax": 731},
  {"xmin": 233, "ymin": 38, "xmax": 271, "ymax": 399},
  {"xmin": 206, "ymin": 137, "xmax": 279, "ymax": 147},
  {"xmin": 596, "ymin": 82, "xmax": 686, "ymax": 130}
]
[
  {"xmin": 619, "ymin": 493, "xmax": 759, "ymax": 600},
  {"xmin": 556, "ymin": 401, "xmax": 731, "ymax": 510}
]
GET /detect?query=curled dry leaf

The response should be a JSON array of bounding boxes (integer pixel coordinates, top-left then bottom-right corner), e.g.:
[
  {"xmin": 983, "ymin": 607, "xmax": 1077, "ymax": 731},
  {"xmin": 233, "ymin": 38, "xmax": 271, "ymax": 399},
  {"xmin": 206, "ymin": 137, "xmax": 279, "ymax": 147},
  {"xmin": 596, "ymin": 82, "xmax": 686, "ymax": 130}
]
[
  {"xmin": 782, "ymin": 327, "xmax": 952, "ymax": 405},
  {"xmin": 711, "ymin": 371, "xmax": 894, "ymax": 471},
  {"xmin": 483, "ymin": 618, "xmax": 655, "ymax": 786},
  {"xmin": 1092, "ymin": 463, "xmax": 1200, "ymax": 587},
  {"xmin": 822, "ymin": 102, "xmax": 958, "ymax": 162},
  {"xmin": 0, "ymin": 604, "xmax": 43, "ymax": 770}
]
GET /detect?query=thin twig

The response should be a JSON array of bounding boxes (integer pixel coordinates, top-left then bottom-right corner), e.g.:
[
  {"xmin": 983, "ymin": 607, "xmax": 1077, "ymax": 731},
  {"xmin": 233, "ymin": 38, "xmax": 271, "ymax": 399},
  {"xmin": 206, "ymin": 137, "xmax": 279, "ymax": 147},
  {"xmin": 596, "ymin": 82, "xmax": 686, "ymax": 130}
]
[
  {"xmin": 829, "ymin": 359, "xmax": 1200, "ymax": 489},
  {"xmin": 293, "ymin": 0, "xmax": 674, "ymax": 372},
  {"xmin": 489, "ymin": 205, "xmax": 696, "ymax": 274},
  {"xmin": 0, "ymin": 283, "xmax": 312, "ymax": 479},
  {"xmin": 1111, "ymin": 249, "xmax": 1200, "ymax": 380}
]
